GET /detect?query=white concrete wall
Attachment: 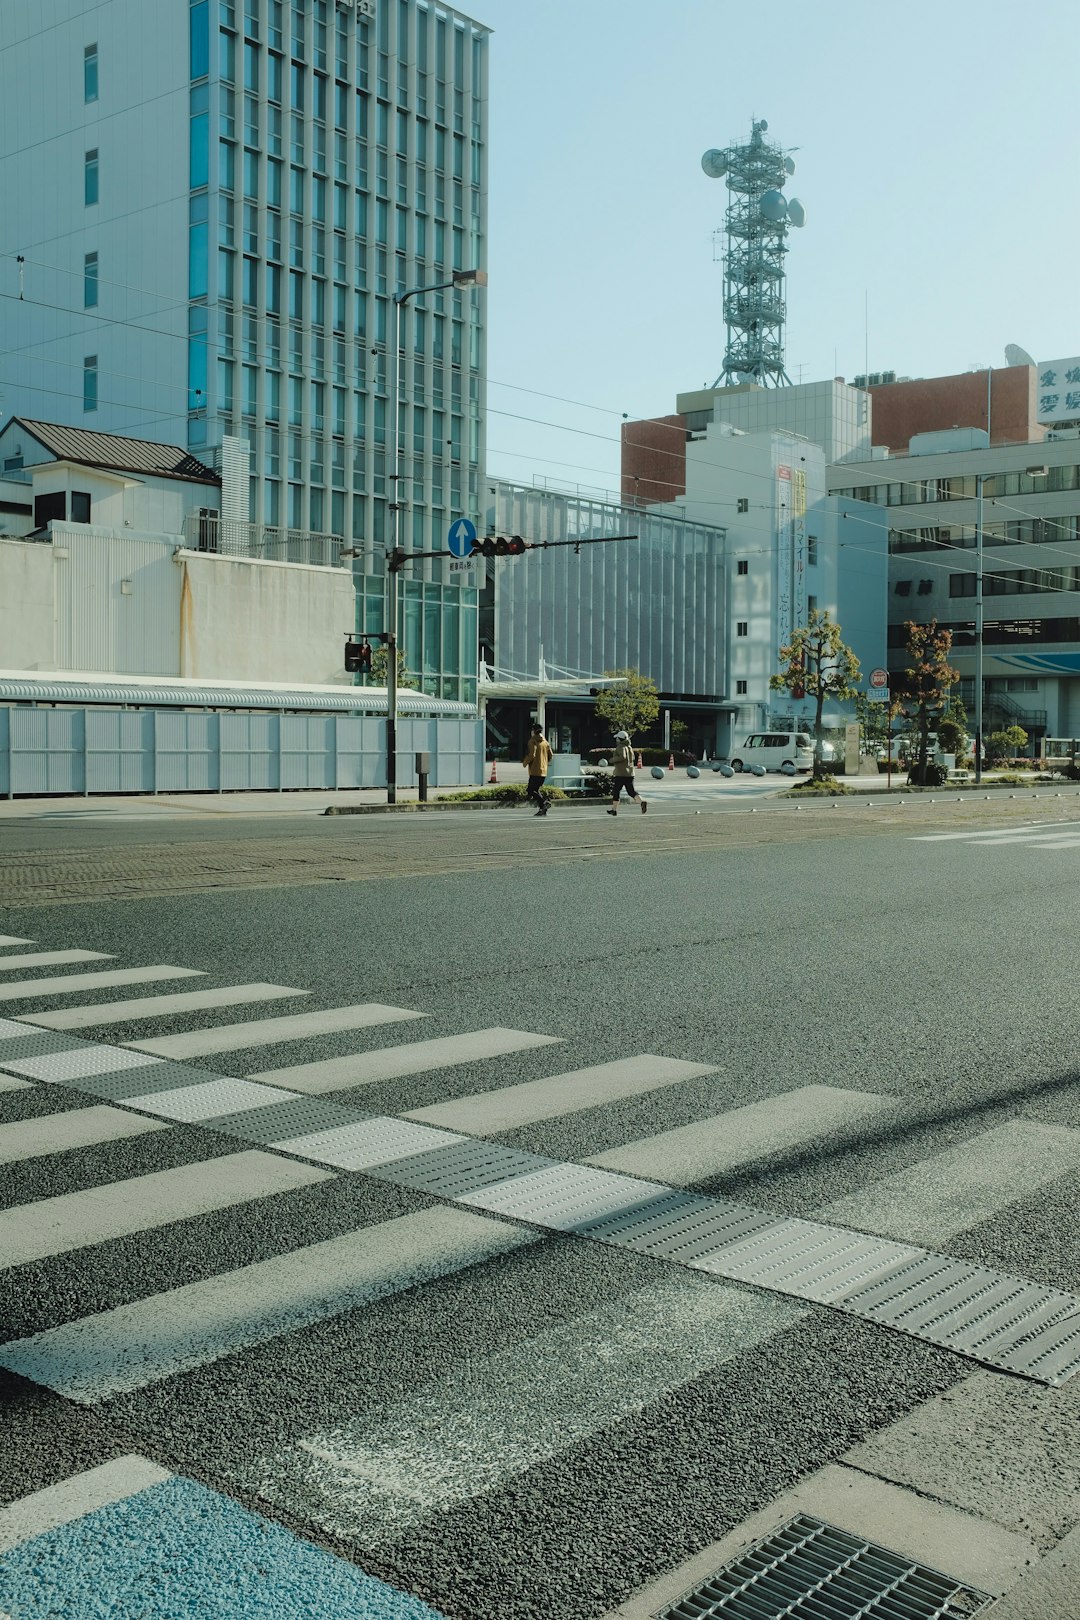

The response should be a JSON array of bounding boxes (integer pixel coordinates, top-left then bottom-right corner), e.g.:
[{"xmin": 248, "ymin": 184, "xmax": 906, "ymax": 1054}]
[
  {"xmin": 0, "ymin": 532, "xmax": 356, "ymax": 688},
  {"xmin": 0, "ymin": 540, "xmax": 54, "ymax": 668},
  {"xmin": 177, "ymin": 552, "xmax": 356, "ymax": 686}
]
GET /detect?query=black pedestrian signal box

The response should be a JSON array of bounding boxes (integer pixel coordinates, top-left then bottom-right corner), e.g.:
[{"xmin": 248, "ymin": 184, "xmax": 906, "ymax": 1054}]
[{"xmin": 344, "ymin": 639, "xmax": 373, "ymax": 674}]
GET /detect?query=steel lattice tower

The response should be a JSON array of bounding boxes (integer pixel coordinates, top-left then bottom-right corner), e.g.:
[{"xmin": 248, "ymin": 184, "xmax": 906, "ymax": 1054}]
[{"xmin": 701, "ymin": 119, "xmax": 805, "ymax": 389}]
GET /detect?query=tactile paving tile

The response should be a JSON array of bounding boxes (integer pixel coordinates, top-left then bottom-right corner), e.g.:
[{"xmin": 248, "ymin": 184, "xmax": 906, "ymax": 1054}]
[
  {"xmin": 0, "ymin": 1017, "xmax": 54, "ymax": 1040},
  {"xmin": 272, "ymin": 1115, "xmax": 464, "ymax": 1171},
  {"xmin": 0, "ymin": 1031, "xmax": 91, "ymax": 1063},
  {"xmin": 366, "ymin": 1137, "xmax": 560, "ymax": 1197},
  {"xmin": 73, "ymin": 1060, "xmax": 230, "ymax": 1101},
  {"xmin": 121, "ymin": 1076, "xmax": 299, "ymax": 1124},
  {"xmin": 458, "ymin": 1162, "xmax": 668, "ymax": 1231},
  {"xmin": 840, "ymin": 1252, "xmax": 1080, "ymax": 1385},
  {"xmin": 695, "ymin": 1217, "xmax": 926, "ymax": 1305},
  {"xmin": 203, "ymin": 1094, "xmax": 371, "ymax": 1143},
  {"xmin": 0, "ymin": 1045, "xmax": 166, "ymax": 1083},
  {"xmin": 576, "ymin": 1189, "xmax": 783, "ymax": 1263}
]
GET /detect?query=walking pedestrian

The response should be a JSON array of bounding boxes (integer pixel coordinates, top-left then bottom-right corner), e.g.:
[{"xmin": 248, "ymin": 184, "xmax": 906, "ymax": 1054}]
[
  {"xmin": 607, "ymin": 730, "xmax": 647, "ymax": 816},
  {"xmin": 522, "ymin": 722, "xmax": 554, "ymax": 816}
]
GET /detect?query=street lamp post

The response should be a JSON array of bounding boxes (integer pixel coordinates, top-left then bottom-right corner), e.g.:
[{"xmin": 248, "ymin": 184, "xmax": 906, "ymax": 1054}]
[
  {"xmin": 974, "ymin": 471, "xmax": 984, "ymax": 785},
  {"xmin": 386, "ymin": 267, "xmax": 487, "ymax": 804}
]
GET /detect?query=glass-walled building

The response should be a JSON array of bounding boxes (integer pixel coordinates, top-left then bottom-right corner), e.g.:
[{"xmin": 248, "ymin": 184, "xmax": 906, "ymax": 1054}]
[{"xmin": 0, "ymin": 0, "xmax": 488, "ymax": 702}]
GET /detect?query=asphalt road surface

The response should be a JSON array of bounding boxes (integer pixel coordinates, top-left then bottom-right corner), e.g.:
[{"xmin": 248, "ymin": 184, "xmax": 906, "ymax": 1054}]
[{"xmin": 0, "ymin": 791, "xmax": 1078, "ymax": 1619}]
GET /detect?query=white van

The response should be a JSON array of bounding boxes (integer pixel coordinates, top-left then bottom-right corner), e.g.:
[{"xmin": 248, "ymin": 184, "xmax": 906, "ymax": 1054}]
[{"xmin": 729, "ymin": 732, "xmax": 814, "ymax": 774}]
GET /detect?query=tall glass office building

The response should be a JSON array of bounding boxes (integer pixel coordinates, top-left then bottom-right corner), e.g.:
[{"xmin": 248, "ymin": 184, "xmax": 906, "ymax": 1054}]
[{"xmin": 0, "ymin": 0, "xmax": 489, "ymax": 701}]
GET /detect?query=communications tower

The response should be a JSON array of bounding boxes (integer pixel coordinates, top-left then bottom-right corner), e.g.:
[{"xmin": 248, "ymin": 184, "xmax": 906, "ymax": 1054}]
[{"xmin": 701, "ymin": 119, "xmax": 806, "ymax": 388}]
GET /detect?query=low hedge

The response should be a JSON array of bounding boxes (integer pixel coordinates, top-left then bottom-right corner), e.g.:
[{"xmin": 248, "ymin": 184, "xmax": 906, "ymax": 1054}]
[{"xmin": 438, "ymin": 784, "xmax": 569, "ymax": 805}]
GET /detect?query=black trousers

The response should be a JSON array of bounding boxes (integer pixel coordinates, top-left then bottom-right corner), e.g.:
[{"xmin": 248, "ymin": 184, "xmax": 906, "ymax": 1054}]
[
  {"xmin": 526, "ymin": 775, "xmax": 547, "ymax": 807},
  {"xmin": 612, "ymin": 776, "xmax": 639, "ymax": 800}
]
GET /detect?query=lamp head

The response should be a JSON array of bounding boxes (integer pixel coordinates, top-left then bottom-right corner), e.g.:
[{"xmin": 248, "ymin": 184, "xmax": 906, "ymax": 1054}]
[{"xmin": 452, "ymin": 268, "xmax": 488, "ymax": 289}]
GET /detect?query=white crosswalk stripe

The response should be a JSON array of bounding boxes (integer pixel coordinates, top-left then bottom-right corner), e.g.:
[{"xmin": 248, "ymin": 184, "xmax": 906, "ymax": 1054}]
[
  {"xmin": 0, "ymin": 936, "xmax": 33, "ymax": 949},
  {"xmin": 0, "ymin": 1150, "xmax": 330, "ymax": 1269},
  {"xmin": 249, "ymin": 1026, "xmax": 562, "ymax": 1092},
  {"xmin": 0, "ymin": 949, "xmax": 113, "ymax": 973},
  {"xmin": 0, "ymin": 1104, "xmax": 167, "ymax": 1163},
  {"xmin": 124, "ymin": 1002, "xmax": 425, "ymax": 1060},
  {"xmin": 913, "ymin": 822, "xmax": 1080, "ymax": 850},
  {"xmin": 0, "ymin": 966, "xmax": 203, "ymax": 1003},
  {"xmin": 22, "ymin": 983, "xmax": 309, "ymax": 1030}
]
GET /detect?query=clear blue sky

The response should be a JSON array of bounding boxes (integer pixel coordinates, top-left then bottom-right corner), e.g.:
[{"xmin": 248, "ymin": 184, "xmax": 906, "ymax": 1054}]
[{"xmin": 475, "ymin": 0, "xmax": 1077, "ymax": 496}]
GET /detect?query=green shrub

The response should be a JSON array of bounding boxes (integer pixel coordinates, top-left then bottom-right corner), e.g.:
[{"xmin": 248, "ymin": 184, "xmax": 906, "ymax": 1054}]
[
  {"xmin": 583, "ymin": 771, "xmax": 615, "ymax": 798},
  {"xmin": 438, "ymin": 784, "xmax": 568, "ymax": 805},
  {"xmin": 788, "ymin": 774, "xmax": 851, "ymax": 795},
  {"xmin": 987, "ymin": 772, "xmax": 1026, "ymax": 786},
  {"xmin": 907, "ymin": 761, "xmax": 946, "ymax": 787}
]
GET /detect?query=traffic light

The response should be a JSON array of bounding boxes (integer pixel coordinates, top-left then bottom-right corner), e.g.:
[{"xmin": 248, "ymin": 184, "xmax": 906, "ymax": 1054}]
[
  {"xmin": 474, "ymin": 534, "xmax": 528, "ymax": 557},
  {"xmin": 344, "ymin": 639, "xmax": 373, "ymax": 674}
]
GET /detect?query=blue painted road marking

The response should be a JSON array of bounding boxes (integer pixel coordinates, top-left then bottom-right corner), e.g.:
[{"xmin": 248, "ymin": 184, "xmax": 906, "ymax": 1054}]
[
  {"xmin": 0, "ymin": 1473, "xmax": 448, "ymax": 1620},
  {"xmin": 446, "ymin": 517, "xmax": 476, "ymax": 558}
]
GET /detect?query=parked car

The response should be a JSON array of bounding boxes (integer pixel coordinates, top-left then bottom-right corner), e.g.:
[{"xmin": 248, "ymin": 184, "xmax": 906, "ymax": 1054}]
[{"xmin": 729, "ymin": 732, "xmax": 813, "ymax": 774}]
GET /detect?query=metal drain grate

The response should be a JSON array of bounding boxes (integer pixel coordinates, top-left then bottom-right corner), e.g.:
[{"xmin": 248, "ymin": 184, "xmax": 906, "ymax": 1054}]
[
  {"xmin": 366, "ymin": 1137, "xmax": 559, "ymax": 1197},
  {"xmin": 657, "ymin": 1514, "xmax": 992, "ymax": 1619}
]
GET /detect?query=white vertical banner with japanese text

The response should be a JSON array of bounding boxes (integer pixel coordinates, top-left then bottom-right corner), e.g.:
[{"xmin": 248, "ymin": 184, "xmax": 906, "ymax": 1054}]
[
  {"xmin": 792, "ymin": 467, "xmax": 807, "ymax": 629},
  {"xmin": 775, "ymin": 464, "xmax": 793, "ymax": 652}
]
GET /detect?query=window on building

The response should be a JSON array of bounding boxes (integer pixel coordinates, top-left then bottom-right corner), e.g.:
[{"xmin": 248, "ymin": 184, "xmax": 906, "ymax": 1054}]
[
  {"xmin": 736, "ymin": 680, "xmax": 748, "ymax": 695},
  {"xmin": 736, "ymin": 621, "xmax": 748, "ymax": 637},
  {"xmin": 34, "ymin": 491, "xmax": 67, "ymax": 528},
  {"xmin": 807, "ymin": 595, "xmax": 817, "ymax": 614},
  {"xmin": 917, "ymin": 579, "xmax": 933, "ymax": 595},
  {"xmin": 736, "ymin": 559, "xmax": 748, "ymax": 575},
  {"xmin": 190, "ymin": 1, "xmax": 209, "ymax": 78},
  {"xmin": 83, "ymin": 251, "xmax": 99, "ymax": 308},
  {"xmin": 70, "ymin": 491, "xmax": 91, "ymax": 523},
  {"xmin": 737, "ymin": 497, "xmax": 749, "ymax": 514},
  {"xmin": 894, "ymin": 578, "xmax": 912, "ymax": 595},
  {"xmin": 83, "ymin": 355, "xmax": 98, "ymax": 412},
  {"xmin": 807, "ymin": 534, "xmax": 818, "ymax": 565},
  {"xmin": 84, "ymin": 149, "xmax": 99, "ymax": 205},
  {"xmin": 84, "ymin": 44, "xmax": 99, "ymax": 102}
]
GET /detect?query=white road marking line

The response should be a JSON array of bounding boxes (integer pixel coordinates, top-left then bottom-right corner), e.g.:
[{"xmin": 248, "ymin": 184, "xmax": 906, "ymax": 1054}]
[
  {"xmin": 22, "ymin": 983, "xmax": 309, "ymax": 1030},
  {"xmin": 123, "ymin": 1002, "xmax": 425, "ymax": 1060},
  {"xmin": 0, "ymin": 950, "xmax": 112, "ymax": 973},
  {"xmin": 0, "ymin": 1075, "xmax": 31, "ymax": 1093},
  {"xmin": 0, "ymin": 966, "xmax": 203, "ymax": 1004},
  {"xmin": 819, "ymin": 1120, "xmax": 1080, "ymax": 1245},
  {"xmin": 405, "ymin": 1055, "xmax": 717, "ymax": 1135},
  {"xmin": 0, "ymin": 936, "xmax": 33, "ymax": 949},
  {"xmin": 912, "ymin": 824, "xmax": 1068, "ymax": 842},
  {"xmin": 0, "ymin": 1105, "xmax": 168, "ymax": 1163},
  {"xmin": 0, "ymin": 1457, "xmax": 171, "ymax": 1554},
  {"xmin": 0, "ymin": 1150, "xmax": 330, "ymax": 1269},
  {"xmin": 273, "ymin": 1116, "xmax": 464, "ymax": 1171},
  {"xmin": 247, "ymin": 1277, "xmax": 802, "ymax": 1544},
  {"xmin": 589, "ymin": 1085, "xmax": 894, "ymax": 1185},
  {"xmin": 0, "ymin": 1208, "xmax": 536, "ymax": 1402},
  {"xmin": 249, "ymin": 1027, "xmax": 562, "ymax": 1093},
  {"xmin": 1, "ymin": 1046, "xmax": 164, "ymax": 1083}
]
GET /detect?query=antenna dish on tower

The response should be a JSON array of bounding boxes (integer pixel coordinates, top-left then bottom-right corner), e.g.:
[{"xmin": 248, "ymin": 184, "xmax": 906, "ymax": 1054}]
[
  {"xmin": 700, "ymin": 119, "xmax": 806, "ymax": 388},
  {"xmin": 1005, "ymin": 343, "xmax": 1036, "ymax": 368}
]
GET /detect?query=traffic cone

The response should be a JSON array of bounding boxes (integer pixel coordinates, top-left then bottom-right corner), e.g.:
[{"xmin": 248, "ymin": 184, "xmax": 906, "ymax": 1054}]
[
  {"xmin": 488, "ymin": 758, "xmax": 498, "ymax": 783},
  {"xmin": 668, "ymin": 753, "xmax": 675, "ymax": 771},
  {"xmin": 635, "ymin": 752, "xmax": 643, "ymax": 768}
]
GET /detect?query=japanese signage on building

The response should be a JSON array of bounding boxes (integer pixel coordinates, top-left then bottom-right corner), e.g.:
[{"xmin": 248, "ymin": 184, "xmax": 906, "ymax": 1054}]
[
  {"xmin": 1036, "ymin": 358, "xmax": 1080, "ymax": 424},
  {"xmin": 776, "ymin": 464, "xmax": 792, "ymax": 650},
  {"xmin": 792, "ymin": 467, "xmax": 808, "ymax": 629}
]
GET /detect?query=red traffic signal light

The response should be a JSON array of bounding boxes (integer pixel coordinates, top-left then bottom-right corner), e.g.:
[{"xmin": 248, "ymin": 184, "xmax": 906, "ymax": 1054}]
[
  {"xmin": 344, "ymin": 639, "xmax": 373, "ymax": 674},
  {"xmin": 474, "ymin": 534, "xmax": 528, "ymax": 557}
]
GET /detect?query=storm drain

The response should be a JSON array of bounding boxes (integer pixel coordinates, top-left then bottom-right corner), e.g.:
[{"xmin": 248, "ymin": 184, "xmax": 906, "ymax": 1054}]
[{"xmin": 657, "ymin": 1515, "xmax": 992, "ymax": 1619}]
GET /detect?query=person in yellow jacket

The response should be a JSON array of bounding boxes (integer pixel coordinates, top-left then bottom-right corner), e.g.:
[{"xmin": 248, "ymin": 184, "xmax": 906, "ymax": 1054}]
[
  {"xmin": 522, "ymin": 723, "xmax": 554, "ymax": 816},
  {"xmin": 607, "ymin": 730, "xmax": 647, "ymax": 816}
]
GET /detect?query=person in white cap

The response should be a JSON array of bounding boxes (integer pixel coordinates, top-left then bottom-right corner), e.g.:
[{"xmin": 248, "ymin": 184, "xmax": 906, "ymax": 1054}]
[{"xmin": 607, "ymin": 731, "xmax": 647, "ymax": 816}]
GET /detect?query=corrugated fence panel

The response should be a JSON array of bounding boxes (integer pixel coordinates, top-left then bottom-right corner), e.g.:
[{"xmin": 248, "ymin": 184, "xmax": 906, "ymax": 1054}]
[
  {"xmin": 154, "ymin": 711, "xmax": 220, "ymax": 791},
  {"xmin": 9, "ymin": 708, "xmax": 85, "ymax": 794},
  {"xmin": 280, "ymin": 715, "xmax": 336, "ymax": 789},
  {"xmin": 85, "ymin": 710, "xmax": 156, "ymax": 793},
  {"xmin": 220, "ymin": 713, "xmax": 279, "ymax": 790},
  {"xmin": 1, "ymin": 707, "xmax": 481, "ymax": 795},
  {"xmin": 335, "ymin": 715, "xmax": 385, "ymax": 788}
]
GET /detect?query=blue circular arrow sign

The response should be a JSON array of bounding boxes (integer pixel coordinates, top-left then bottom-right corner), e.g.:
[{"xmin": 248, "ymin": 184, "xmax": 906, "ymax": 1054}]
[{"xmin": 447, "ymin": 517, "xmax": 477, "ymax": 558}]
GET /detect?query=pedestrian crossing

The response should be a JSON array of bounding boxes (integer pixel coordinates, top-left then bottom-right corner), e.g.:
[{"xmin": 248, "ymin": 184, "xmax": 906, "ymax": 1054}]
[
  {"xmin": 0, "ymin": 927, "xmax": 1079, "ymax": 1615},
  {"xmin": 913, "ymin": 820, "xmax": 1080, "ymax": 851}
]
